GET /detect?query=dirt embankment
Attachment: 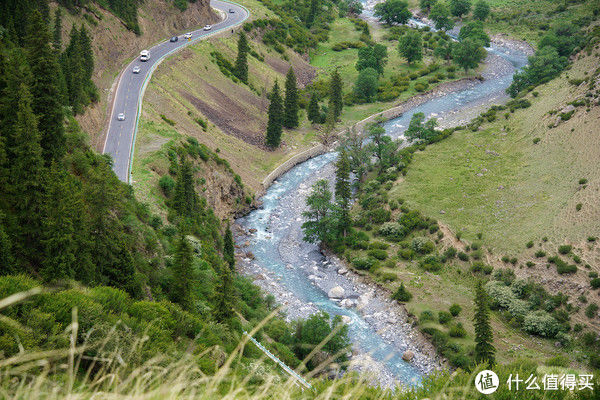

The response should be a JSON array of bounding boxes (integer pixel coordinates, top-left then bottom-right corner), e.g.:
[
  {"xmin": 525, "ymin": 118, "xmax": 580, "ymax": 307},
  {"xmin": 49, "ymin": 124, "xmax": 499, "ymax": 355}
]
[{"xmin": 54, "ymin": 0, "xmax": 218, "ymax": 150}]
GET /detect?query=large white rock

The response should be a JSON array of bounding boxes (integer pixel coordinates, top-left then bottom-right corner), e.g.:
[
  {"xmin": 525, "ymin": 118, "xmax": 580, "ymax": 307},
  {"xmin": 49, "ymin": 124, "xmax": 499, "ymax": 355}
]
[
  {"xmin": 328, "ymin": 286, "xmax": 345, "ymax": 299},
  {"xmin": 402, "ymin": 350, "xmax": 415, "ymax": 362}
]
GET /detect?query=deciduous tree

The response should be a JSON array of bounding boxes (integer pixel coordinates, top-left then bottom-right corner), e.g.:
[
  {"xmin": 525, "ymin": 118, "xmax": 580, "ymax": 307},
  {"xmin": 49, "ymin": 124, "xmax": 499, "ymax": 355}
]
[{"xmin": 398, "ymin": 30, "xmax": 422, "ymax": 64}]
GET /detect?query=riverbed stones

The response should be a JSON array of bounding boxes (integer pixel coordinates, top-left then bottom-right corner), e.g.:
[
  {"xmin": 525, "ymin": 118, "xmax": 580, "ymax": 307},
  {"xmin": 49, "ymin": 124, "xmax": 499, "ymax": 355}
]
[
  {"xmin": 402, "ymin": 350, "xmax": 415, "ymax": 362},
  {"xmin": 340, "ymin": 298, "xmax": 356, "ymax": 308},
  {"xmin": 328, "ymin": 286, "xmax": 345, "ymax": 299},
  {"xmin": 337, "ymin": 267, "xmax": 348, "ymax": 275}
]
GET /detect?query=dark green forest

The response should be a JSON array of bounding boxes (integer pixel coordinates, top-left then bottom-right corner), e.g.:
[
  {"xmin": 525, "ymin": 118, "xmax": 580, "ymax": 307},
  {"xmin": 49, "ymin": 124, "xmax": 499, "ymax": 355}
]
[{"xmin": 0, "ymin": 0, "xmax": 349, "ymax": 377}]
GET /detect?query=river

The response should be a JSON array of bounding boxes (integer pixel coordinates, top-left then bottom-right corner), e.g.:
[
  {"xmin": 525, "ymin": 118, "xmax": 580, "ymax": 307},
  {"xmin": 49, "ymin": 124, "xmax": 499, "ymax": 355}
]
[{"xmin": 235, "ymin": 16, "xmax": 531, "ymax": 388}]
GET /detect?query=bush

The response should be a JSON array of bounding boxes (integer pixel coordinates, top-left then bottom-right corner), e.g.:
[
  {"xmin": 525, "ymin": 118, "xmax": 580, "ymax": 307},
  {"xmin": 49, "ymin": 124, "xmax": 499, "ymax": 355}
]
[
  {"xmin": 448, "ymin": 322, "xmax": 466, "ymax": 338},
  {"xmin": 457, "ymin": 252, "xmax": 469, "ymax": 261},
  {"xmin": 438, "ymin": 311, "xmax": 452, "ymax": 324},
  {"xmin": 591, "ymin": 278, "xmax": 600, "ymax": 289},
  {"xmin": 352, "ymin": 257, "xmax": 379, "ymax": 271},
  {"xmin": 369, "ymin": 241, "xmax": 390, "ymax": 250},
  {"xmin": 419, "ymin": 256, "xmax": 443, "ymax": 273},
  {"xmin": 526, "ymin": 241, "xmax": 534, "ymax": 248},
  {"xmin": 558, "ymin": 245, "xmax": 572, "ymax": 254},
  {"xmin": 378, "ymin": 222, "xmax": 408, "ymax": 241},
  {"xmin": 579, "ymin": 178, "xmax": 588, "ymax": 185},
  {"xmin": 535, "ymin": 250, "xmax": 546, "ymax": 258},
  {"xmin": 585, "ymin": 303, "xmax": 598, "ymax": 319},
  {"xmin": 449, "ymin": 304, "xmax": 462, "ymax": 317},
  {"xmin": 367, "ymin": 249, "xmax": 388, "ymax": 260},
  {"xmin": 160, "ymin": 114, "xmax": 176, "ymax": 126},
  {"xmin": 523, "ymin": 310, "xmax": 561, "ymax": 337},
  {"xmin": 411, "ymin": 237, "xmax": 435, "ymax": 254},
  {"xmin": 159, "ymin": 176, "xmax": 176, "ymax": 197},
  {"xmin": 392, "ymin": 282, "xmax": 412, "ymax": 302},
  {"xmin": 398, "ymin": 248, "xmax": 415, "ymax": 260},
  {"xmin": 420, "ymin": 310, "xmax": 435, "ymax": 322},
  {"xmin": 443, "ymin": 247, "xmax": 457, "ymax": 259}
]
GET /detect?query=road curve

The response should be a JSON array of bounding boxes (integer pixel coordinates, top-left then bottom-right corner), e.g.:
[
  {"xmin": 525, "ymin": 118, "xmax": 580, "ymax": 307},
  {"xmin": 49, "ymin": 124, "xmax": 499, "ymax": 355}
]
[{"xmin": 102, "ymin": 0, "xmax": 250, "ymax": 182}]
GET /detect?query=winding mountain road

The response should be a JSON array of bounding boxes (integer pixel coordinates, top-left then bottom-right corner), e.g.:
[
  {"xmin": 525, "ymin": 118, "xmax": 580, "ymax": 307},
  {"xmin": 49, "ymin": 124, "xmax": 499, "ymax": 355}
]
[{"xmin": 102, "ymin": 0, "xmax": 249, "ymax": 182}]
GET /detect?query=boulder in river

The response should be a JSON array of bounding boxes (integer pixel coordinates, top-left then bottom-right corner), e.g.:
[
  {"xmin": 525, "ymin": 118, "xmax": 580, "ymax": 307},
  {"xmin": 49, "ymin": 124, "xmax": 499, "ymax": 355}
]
[
  {"xmin": 402, "ymin": 350, "xmax": 415, "ymax": 362},
  {"xmin": 337, "ymin": 268, "xmax": 348, "ymax": 275},
  {"xmin": 328, "ymin": 286, "xmax": 345, "ymax": 299}
]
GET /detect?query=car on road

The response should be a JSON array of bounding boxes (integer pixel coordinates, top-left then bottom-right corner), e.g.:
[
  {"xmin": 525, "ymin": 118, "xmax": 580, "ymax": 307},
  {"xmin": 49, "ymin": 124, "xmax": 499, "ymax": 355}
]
[
  {"xmin": 184, "ymin": 32, "xmax": 192, "ymax": 39},
  {"xmin": 117, "ymin": 113, "xmax": 125, "ymax": 121},
  {"xmin": 140, "ymin": 50, "xmax": 150, "ymax": 61},
  {"xmin": 132, "ymin": 66, "xmax": 141, "ymax": 74},
  {"xmin": 170, "ymin": 36, "xmax": 179, "ymax": 42},
  {"xmin": 229, "ymin": 8, "xmax": 235, "ymax": 13},
  {"xmin": 203, "ymin": 25, "xmax": 212, "ymax": 31}
]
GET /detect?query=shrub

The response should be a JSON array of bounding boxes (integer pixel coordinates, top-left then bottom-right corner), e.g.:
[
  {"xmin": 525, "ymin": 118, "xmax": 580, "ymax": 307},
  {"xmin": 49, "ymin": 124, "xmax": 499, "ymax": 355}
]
[
  {"xmin": 392, "ymin": 282, "xmax": 412, "ymax": 302},
  {"xmin": 535, "ymin": 250, "xmax": 546, "ymax": 258},
  {"xmin": 159, "ymin": 176, "xmax": 176, "ymax": 197},
  {"xmin": 579, "ymin": 178, "xmax": 588, "ymax": 185},
  {"xmin": 546, "ymin": 355, "xmax": 569, "ymax": 367},
  {"xmin": 443, "ymin": 247, "xmax": 457, "ymax": 259},
  {"xmin": 448, "ymin": 322, "xmax": 466, "ymax": 338},
  {"xmin": 533, "ymin": 137, "xmax": 541, "ymax": 144},
  {"xmin": 414, "ymin": 81, "xmax": 429, "ymax": 92},
  {"xmin": 420, "ymin": 310, "xmax": 435, "ymax": 322},
  {"xmin": 378, "ymin": 222, "xmax": 408, "ymax": 241},
  {"xmin": 457, "ymin": 252, "xmax": 469, "ymax": 261},
  {"xmin": 352, "ymin": 257, "xmax": 379, "ymax": 271},
  {"xmin": 449, "ymin": 304, "xmax": 462, "ymax": 317},
  {"xmin": 585, "ymin": 303, "xmax": 598, "ymax": 319},
  {"xmin": 591, "ymin": 278, "xmax": 600, "ymax": 289},
  {"xmin": 369, "ymin": 241, "xmax": 390, "ymax": 250},
  {"xmin": 419, "ymin": 256, "xmax": 443, "ymax": 273},
  {"xmin": 398, "ymin": 248, "xmax": 415, "ymax": 260},
  {"xmin": 411, "ymin": 237, "xmax": 435, "ymax": 254},
  {"xmin": 438, "ymin": 311, "xmax": 452, "ymax": 324},
  {"xmin": 576, "ymin": 203, "xmax": 582, "ymax": 211},
  {"xmin": 523, "ymin": 310, "xmax": 561, "ymax": 337},
  {"xmin": 526, "ymin": 241, "xmax": 534, "ymax": 248},
  {"xmin": 501, "ymin": 255, "xmax": 510, "ymax": 263},
  {"xmin": 558, "ymin": 245, "xmax": 572, "ymax": 254},
  {"xmin": 367, "ymin": 249, "xmax": 388, "ymax": 260},
  {"xmin": 160, "ymin": 114, "xmax": 176, "ymax": 126}
]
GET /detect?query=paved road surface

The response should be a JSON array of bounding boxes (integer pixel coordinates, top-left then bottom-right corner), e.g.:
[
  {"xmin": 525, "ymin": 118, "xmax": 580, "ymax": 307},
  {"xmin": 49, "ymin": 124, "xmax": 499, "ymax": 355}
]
[{"xmin": 102, "ymin": 0, "xmax": 249, "ymax": 182}]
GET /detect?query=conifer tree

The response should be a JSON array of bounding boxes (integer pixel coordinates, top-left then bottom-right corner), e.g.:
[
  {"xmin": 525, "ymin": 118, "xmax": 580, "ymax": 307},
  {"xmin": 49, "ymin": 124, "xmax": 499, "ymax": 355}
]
[
  {"xmin": 25, "ymin": 11, "xmax": 66, "ymax": 164},
  {"xmin": 214, "ymin": 263, "xmax": 235, "ymax": 321},
  {"xmin": 307, "ymin": 93, "xmax": 320, "ymax": 124},
  {"xmin": 474, "ymin": 280, "xmax": 495, "ymax": 366},
  {"xmin": 63, "ymin": 25, "xmax": 85, "ymax": 114},
  {"xmin": 223, "ymin": 223, "xmax": 235, "ymax": 270},
  {"xmin": 52, "ymin": 8, "xmax": 62, "ymax": 52},
  {"xmin": 329, "ymin": 68, "xmax": 343, "ymax": 120},
  {"xmin": 306, "ymin": 0, "xmax": 318, "ymax": 27},
  {"xmin": 283, "ymin": 67, "xmax": 299, "ymax": 128},
  {"xmin": 78, "ymin": 25, "xmax": 94, "ymax": 84},
  {"xmin": 9, "ymin": 81, "xmax": 45, "ymax": 265},
  {"xmin": 171, "ymin": 234, "xmax": 195, "ymax": 309},
  {"xmin": 234, "ymin": 31, "xmax": 249, "ymax": 84},
  {"xmin": 0, "ymin": 214, "xmax": 14, "ymax": 275},
  {"xmin": 173, "ymin": 159, "xmax": 199, "ymax": 219},
  {"xmin": 334, "ymin": 148, "xmax": 351, "ymax": 237},
  {"xmin": 392, "ymin": 282, "xmax": 412, "ymax": 302},
  {"xmin": 40, "ymin": 162, "xmax": 79, "ymax": 282},
  {"xmin": 265, "ymin": 81, "xmax": 283, "ymax": 148}
]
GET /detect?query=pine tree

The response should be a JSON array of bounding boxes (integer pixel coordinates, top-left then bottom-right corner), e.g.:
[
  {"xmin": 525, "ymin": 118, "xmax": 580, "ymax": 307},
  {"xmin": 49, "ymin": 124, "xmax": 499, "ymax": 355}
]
[
  {"xmin": 25, "ymin": 11, "xmax": 66, "ymax": 164},
  {"xmin": 329, "ymin": 68, "xmax": 343, "ymax": 120},
  {"xmin": 283, "ymin": 67, "xmax": 299, "ymax": 128},
  {"xmin": 52, "ymin": 8, "xmax": 62, "ymax": 51},
  {"xmin": 78, "ymin": 24, "xmax": 97, "ymax": 103},
  {"xmin": 234, "ymin": 31, "xmax": 249, "ymax": 84},
  {"xmin": 214, "ymin": 263, "xmax": 235, "ymax": 321},
  {"xmin": 8, "ymin": 81, "xmax": 46, "ymax": 265},
  {"xmin": 173, "ymin": 159, "xmax": 200, "ymax": 219},
  {"xmin": 392, "ymin": 282, "xmax": 412, "ymax": 302},
  {"xmin": 171, "ymin": 234, "xmax": 195, "ymax": 309},
  {"xmin": 334, "ymin": 148, "xmax": 351, "ymax": 237},
  {"xmin": 40, "ymin": 162, "xmax": 79, "ymax": 282},
  {"xmin": 63, "ymin": 25, "xmax": 85, "ymax": 114},
  {"xmin": 307, "ymin": 93, "xmax": 320, "ymax": 124},
  {"xmin": 474, "ymin": 280, "xmax": 495, "ymax": 366},
  {"xmin": 223, "ymin": 223, "xmax": 235, "ymax": 270},
  {"xmin": 265, "ymin": 81, "xmax": 283, "ymax": 148},
  {"xmin": 0, "ymin": 214, "xmax": 15, "ymax": 275},
  {"xmin": 306, "ymin": 0, "xmax": 318, "ymax": 27}
]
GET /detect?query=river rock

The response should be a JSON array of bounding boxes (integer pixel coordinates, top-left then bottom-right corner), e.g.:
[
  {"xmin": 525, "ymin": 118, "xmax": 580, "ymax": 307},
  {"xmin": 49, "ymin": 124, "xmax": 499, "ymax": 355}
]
[
  {"xmin": 340, "ymin": 298, "xmax": 355, "ymax": 308},
  {"xmin": 328, "ymin": 286, "xmax": 345, "ymax": 299},
  {"xmin": 402, "ymin": 350, "xmax": 415, "ymax": 362},
  {"xmin": 337, "ymin": 268, "xmax": 348, "ymax": 275},
  {"xmin": 248, "ymin": 228, "xmax": 257, "ymax": 233}
]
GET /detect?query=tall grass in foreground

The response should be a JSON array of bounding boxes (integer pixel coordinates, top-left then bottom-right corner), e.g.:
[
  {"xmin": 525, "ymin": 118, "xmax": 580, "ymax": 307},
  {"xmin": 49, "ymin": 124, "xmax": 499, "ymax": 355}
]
[{"xmin": 0, "ymin": 289, "xmax": 597, "ymax": 399}]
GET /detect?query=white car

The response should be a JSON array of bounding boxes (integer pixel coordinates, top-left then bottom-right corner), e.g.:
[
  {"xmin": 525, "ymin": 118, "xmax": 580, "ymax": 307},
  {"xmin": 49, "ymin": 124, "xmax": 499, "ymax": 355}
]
[
  {"xmin": 132, "ymin": 66, "xmax": 141, "ymax": 74},
  {"xmin": 203, "ymin": 25, "xmax": 212, "ymax": 31},
  {"xmin": 117, "ymin": 113, "xmax": 125, "ymax": 121},
  {"xmin": 184, "ymin": 32, "xmax": 192, "ymax": 39}
]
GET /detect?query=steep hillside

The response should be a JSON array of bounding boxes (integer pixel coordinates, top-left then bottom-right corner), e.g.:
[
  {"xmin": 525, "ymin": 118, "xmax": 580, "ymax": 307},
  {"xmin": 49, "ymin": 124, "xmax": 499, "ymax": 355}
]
[
  {"xmin": 391, "ymin": 45, "xmax": 600, "ymax": 327},
  {"xmin": 52, "ymin": 0, "xmax": 218, "ymax": 149}
]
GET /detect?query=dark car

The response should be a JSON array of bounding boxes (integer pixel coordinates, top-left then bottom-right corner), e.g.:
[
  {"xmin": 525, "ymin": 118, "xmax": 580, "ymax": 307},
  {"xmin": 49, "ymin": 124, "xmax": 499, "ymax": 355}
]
[{"xmin": 170, "ymin": 36, "xmax": 179, "ymax": 42}]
